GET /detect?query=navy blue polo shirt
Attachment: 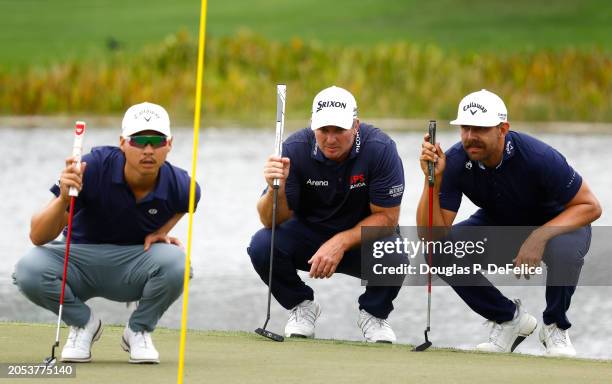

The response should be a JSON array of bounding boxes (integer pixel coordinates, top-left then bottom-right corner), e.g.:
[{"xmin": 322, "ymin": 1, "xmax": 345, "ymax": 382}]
[
  {"xmin": 439, "ymin": 131, "xmax": 582, "ymax": 225},
  {"xmin": 50, "ymin": 146, "xmax": 201, "ymax": 245},
  {"xmin": 280, "ymin": 123, "xmax": 404, "ymax": 233}
]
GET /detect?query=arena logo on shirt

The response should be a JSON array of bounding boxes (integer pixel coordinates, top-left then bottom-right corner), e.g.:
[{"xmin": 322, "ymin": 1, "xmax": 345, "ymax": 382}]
[
  {"xmin": 350, "ymin": 174, "xmax": 366, "ymax": 190},
  {"xmin": 306, "ymin": 178, "xmax": 329, "ymax": 187}
]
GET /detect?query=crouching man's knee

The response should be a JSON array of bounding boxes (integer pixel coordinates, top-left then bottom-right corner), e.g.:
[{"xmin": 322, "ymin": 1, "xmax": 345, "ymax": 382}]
[
  {"xmin": 148, "ymin": 244, "xmax": 189, "ymax": 290},
  {"xmin": 13, "ymin": 247, "xmax": 57, "ymax": 300},
  {"xmin": 247, "ymin": 229, "xmax": 272, "ymax": 276}
]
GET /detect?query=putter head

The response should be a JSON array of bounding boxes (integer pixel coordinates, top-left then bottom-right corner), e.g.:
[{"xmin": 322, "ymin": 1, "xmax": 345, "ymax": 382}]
[
  {"xmin": 44, "ymin": 342, "xmax": 59, "ymax": 366},
  {"xmin": 255, "ymin": 327, "xmax": 284, "ymax": 342},
  {"xmin": 413, "ymin": 340, "xmax": 432, "ymax": 352},
  {"xmin": 412, "ymin": 329, "xmax": 432, "ymax": 352},
  {"xmin": 43, "ymin": 356, "xmax": 57, "ymax": 367}
]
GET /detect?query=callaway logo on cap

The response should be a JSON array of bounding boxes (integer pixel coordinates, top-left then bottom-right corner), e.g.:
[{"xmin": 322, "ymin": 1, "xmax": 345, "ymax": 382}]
[
  {"xmin": 311, "ymin": 86, "xmax": 358, "ymax": 130},
  {"xmin": 122, "ymin": 102, "xmax": 172, "ymax": 138},
  {"xmin": 450, "ymin": 89, "xmax": 508, "ymax": 127}
]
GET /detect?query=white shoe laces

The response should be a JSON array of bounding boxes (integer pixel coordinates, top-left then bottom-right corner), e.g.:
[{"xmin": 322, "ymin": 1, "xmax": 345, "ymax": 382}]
[
  {"xmin": 288, "ymin": 303, "xmax": 317, "ymax": 326},
  {"xmin": 66, "ymin": 325, "xmax": 92, "ymax": 350},
  {"xmin": 66, "ymin": 327, "xmax": 80, "ymax": 347},
  {"xmin": 132, "ymin": 331, "xmax": 153, "ymax": 349},
  {"xmin": 360, "ymin": 314, "xmax": 390, "ymax": 334},
  {"xmin": 549, "ymin": 327, "xmax": 569, "ymax": 346},
  {"xmin": 483, "ymin": 320, "xmax": 505, "ymax": 345}
]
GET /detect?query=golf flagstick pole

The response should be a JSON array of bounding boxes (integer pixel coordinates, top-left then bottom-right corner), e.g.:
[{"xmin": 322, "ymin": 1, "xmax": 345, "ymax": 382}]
[
  {"xmin": 414, "ymin": 120, "xmax": 436, "ymax": 352},
  {"xmin": 44, "ymin": 121, "xmax": 86, "ymax": 366},
  {"xmin": 255, "ymin": 84, "xmax": 286, "ymax": 342},
  {"xmin": 177, "ymin": 0, "xmax": 207, "ymax": 382}
]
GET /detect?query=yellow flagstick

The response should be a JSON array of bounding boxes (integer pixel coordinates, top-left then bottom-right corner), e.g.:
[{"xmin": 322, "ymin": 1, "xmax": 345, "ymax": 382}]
[{"xmin": 177, "ymin": 0, "xmax": 208, "ymax": 383}]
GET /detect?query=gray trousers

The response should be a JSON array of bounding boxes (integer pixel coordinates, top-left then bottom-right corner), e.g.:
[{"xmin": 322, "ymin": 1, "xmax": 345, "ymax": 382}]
[{"xmin": 13, "ymin": 241, "xmax": 188, "ymax": 332}]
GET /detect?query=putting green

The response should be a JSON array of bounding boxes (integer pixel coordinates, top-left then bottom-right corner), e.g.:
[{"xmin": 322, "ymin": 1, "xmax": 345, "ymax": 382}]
[{"xmin": 0, "ymin": 322, "xmax": 610, "ymax": 384}]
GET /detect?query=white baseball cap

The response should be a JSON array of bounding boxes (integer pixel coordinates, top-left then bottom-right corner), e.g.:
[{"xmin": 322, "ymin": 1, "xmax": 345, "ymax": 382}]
[
  {"xmin": 121, "ymin": 102, "xmax": 171, "ymax": 137},
  {"xmin": 310, "ymin": 86, "xmax": 358, "ymax": 130},
  {"xmin": 450, "ymin": 89, "xmax": 508, "ymax": 127}
]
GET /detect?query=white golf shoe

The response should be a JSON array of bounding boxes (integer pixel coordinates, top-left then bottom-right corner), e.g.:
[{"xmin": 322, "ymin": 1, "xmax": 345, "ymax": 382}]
[
  {"xmin": 284, "ymin": 300, "xmax": 321, "ymax": 338},
  {"xmin": 357, "ymin": 309, "xmax": 396, "ymax": 343},
  {"xmin": 476, "ymin": 299, "xmax": 537, "ymax": 353},
  {"xmin": 539, "ymin": 323, "xmax": 576, "ymax": 357},
  {"xmin": 121, "ymin": 326, "xmax": 160, "ymax": 364},
  {"xmin": 60, "ymin": 312, "xmax": 103, "ymax": 362}
]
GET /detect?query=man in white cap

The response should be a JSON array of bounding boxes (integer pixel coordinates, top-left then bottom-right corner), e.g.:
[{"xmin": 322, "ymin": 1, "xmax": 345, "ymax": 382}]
[
  {"xmin": 248, "ymin": 86, "xmax": 406, "ymax": 342},
  {"xmin": 14, "ymin": 102, "xmax": 201, "ymax": 363},
  {"xmin": 417, "ymin": 89, "xmax": 601, "ymax": 356}
]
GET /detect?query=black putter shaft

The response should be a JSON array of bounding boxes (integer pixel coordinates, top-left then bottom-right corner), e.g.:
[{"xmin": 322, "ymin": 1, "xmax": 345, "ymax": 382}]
[
  {"xmin": 414, "ymin": 120, "xmax": 436, "ymax": 352},
  {"xmin": 254, "ymin": 185, "xmax": 284, "ymax": 342},
  {"xmin": 264, "ymin": 186, "xmax": 278, "ymax": 330},
  {"xmin": 255, "ymin": 84, "xmax": 285, "ymax": 342}
]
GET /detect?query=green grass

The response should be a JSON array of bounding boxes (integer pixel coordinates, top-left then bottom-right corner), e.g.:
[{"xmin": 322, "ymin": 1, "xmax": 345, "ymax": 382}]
[
  {"xmin": 2, "ymin": 32, "xmax": 609, "ymax": 121},
  {"xmin": 1, "ymin": 322, "xmax": 611, "ymax": 384},
  {"xmin": 0, "ymin": 0, "xmax": 610, "ymax": 67}
]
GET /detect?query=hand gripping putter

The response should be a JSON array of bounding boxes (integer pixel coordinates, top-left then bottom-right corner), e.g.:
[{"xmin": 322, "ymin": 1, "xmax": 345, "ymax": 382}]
[
  {"xmin": 255, "ymin": 85, "xmax": 286, "ymax": 342},
  {"xmin": 414, "ymin": 120, "xmax": 436, "ymax": 352},
  {"xmin": 44, "ymin": 121, "xmax": 86, "ymax": 366}
]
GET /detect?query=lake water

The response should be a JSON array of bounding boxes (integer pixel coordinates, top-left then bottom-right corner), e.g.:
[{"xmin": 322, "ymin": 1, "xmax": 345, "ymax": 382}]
[{"xmin": 1, "ymin": 126, "xmax": 611, "ymax": 359}]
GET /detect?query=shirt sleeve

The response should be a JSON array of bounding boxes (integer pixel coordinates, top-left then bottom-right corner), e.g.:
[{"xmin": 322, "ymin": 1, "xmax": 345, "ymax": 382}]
[
  {"xmin": 540, "ymin": 147, "xmax": 582, "ymax": 205},
  {"xmin": 369, "ymin": 140, "xmax": 404, "ymax": 207},
  {"xmin": 438, "ymin": 149, "xmax": 463, "ymax": 212},
  {"xmin": 176, "ymin": 174, "xmax": 201, "ymax": 213}
]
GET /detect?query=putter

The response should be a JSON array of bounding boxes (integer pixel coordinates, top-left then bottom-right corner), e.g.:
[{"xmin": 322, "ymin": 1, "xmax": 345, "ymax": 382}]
[
  {"xmin": 44, "ymin": 121, "xmax": 86, "ymax": 366},
  {"xmin": 255, "ymin": 84, "xmax": 286, "ymax": 342},
  {"xmin": 413, "ymin": 120, "xmax": 436, "ymax": 352}
]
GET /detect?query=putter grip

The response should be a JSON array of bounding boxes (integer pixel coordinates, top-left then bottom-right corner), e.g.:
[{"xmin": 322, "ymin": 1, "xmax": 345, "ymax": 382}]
[
  {"xmin": 69, "ymin": 121, "xmax": 86, "ymax": 197},
  {"xmin": 273, "ymin": 84, "xmax": 286, "ymax": 189},
  {"xmin": 427, "ymin": 120, "xmax": 436, "ymax": 186}
]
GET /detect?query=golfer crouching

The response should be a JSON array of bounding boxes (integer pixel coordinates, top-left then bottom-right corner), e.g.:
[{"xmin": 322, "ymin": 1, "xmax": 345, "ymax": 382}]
[
  {"xmin": 417, "ymin": 89, "xmax": 601, "ymax": 356},
  {"xmin": 248, "ymin": 86, "xmax": 407, "ymax": 342},
  {"xmin": 13, "ymin": 102, "xmax": 200, "ymax": 363}
]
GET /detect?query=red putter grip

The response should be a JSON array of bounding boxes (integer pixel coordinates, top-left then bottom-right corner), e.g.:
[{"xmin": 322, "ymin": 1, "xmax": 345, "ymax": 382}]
[
  {"xmin": 69, "ymin": 121, "xmax": 86, "ymax": 197},
  {"xmin": 75, "ymin": 122, "xmax": 85, "ymax": 135}
]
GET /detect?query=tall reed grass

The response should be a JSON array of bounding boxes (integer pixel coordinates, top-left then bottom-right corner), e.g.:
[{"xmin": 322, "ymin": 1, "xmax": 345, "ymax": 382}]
[{"xmin": 1, "ymin": 30, "xmax": 609, "ymax": 123}]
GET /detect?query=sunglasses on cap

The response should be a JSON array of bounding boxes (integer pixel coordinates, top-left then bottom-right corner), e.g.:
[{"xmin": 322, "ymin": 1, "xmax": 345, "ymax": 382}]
[{"xmin": 126, "ymin": 135, "xmax": 168, "ymax": 149}]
